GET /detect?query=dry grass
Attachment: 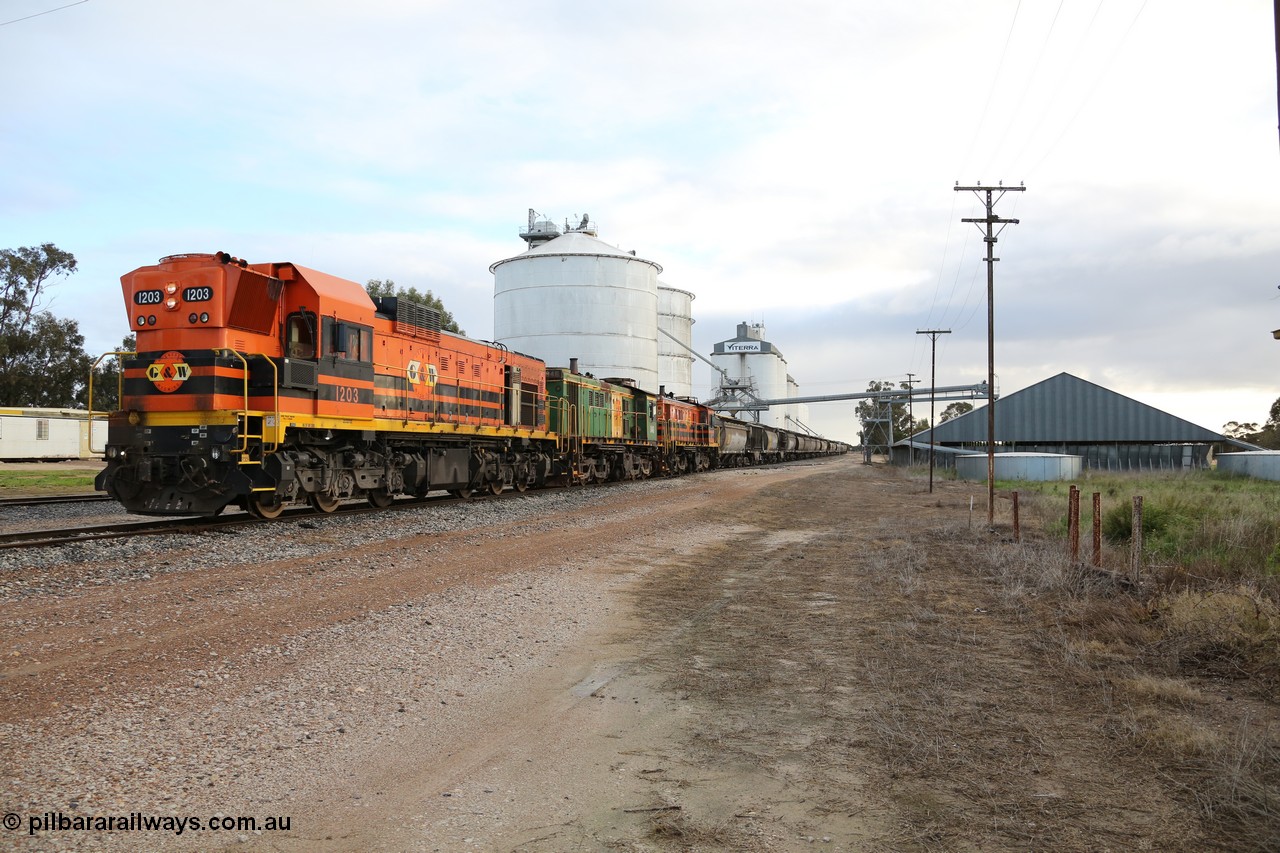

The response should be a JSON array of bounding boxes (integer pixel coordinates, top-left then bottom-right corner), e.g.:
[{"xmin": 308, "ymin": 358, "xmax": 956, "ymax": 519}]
[
  {"xmin": 966, "ymin": 523, "xmax": 1280, "ymax": 851},
  {"xmin": 1192, "ymin": 725, "xmax": 1280, "ymax": 853},
  {"xmin": 1116, "ymin": 674, "xmax": 1208, "ymax": 707},
  {"xmin": 1120, "ymin": 705, "xmax": 1224, "ymax": 756}
]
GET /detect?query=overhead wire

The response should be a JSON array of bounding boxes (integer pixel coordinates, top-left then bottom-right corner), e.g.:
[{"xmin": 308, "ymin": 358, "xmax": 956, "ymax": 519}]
[
  {"xmin": 910, "ymin": 2, "xmax": 1148, "ymax": 394},
  {"xmin": 1007, "ymin": 0, "xmax": 1105, "ymax": 178},
  {"xmin": 915, "ymin": 1, "xmax": 1024, "ymax": 380},
  {"xmin": 1023, "ymin": 0, "xmax": 1150, "ymax": 180},
  {"xmin": 980, "ymin": 0, "xmax": 1065, "ymax": 177},
  {"xmin": 956, "ymin": 0, "xmax": 1024, "ymax": 180},
  {"xmin": 927, "ymin": 1, "xmax": 1141, "ymax": 371},
  {"xmin": 0, "ymin": 0, "xmax": 88, "ymax": 27},
  {"xmin": 986, "ymin": 0, "xmax": 1147, "ymax": 326}
]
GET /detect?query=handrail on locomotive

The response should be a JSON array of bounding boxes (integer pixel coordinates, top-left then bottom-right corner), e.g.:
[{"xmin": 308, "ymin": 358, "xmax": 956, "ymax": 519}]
[{"xmin": 86, "ymin": 349, "xmax": 135, "ymax": 457}]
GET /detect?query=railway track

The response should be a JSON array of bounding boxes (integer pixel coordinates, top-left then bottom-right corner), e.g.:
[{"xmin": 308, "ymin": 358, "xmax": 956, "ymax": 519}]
[
  {"xmin": 0, "ymin": 491, "xmax": 477, "ymax": 550},
  {"xmin": 0, "ymin": 463, "xmax": 812, "ymax": 550},
  {"xmin": 0, "ymin": 493, "xmax": 112, "ymax": 508}
]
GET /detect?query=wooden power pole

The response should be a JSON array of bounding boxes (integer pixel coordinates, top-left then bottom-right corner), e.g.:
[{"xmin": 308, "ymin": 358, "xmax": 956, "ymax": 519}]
[
  {"xmin": 916, "ymin": 329, "xmax": 951, "ymax": 494},
  {"xmin": 955, "ymin": 182, "xmax": 1025, "ymax": 527}
]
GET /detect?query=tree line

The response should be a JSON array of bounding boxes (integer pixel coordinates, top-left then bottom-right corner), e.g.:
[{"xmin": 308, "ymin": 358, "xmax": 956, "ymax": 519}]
[{"xmin": 1223, "ymin": 402, "xmax": 1280, "ymax": 449}]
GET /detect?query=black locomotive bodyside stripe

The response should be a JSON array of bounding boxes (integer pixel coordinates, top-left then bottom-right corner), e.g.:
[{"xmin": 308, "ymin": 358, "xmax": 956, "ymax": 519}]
[
  {"xmin": 432, "ymin": 383, "xmax": 502, "ymax": 405},
  {"xmin": 316, "ymin": 359, "xmax": 375, "ymax": 383},
  {"xmin": 370, "ymin": 394, "xmax": 495, "ymax": 421},
  {"xmin": 123, "ymin": 376, "xmax": 249, "ymax": 397}
]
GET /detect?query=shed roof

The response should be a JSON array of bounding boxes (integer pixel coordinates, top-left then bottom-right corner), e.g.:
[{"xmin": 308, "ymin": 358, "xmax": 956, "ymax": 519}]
[{"xmin": 917, "ymin": 372, "xmax": 1227, "ymax": 444}]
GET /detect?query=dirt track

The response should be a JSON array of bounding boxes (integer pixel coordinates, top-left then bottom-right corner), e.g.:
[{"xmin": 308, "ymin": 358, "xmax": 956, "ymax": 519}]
[{"xmin": 2, "ymin": 457, "xmax": 1219, "ymax": 850}]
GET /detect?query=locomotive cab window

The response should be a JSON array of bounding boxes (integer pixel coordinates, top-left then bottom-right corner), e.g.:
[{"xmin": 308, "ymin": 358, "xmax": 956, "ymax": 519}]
[
  {"xmin": 325, "ymin": 319, "xmax": 373, "ymax": 363},
  {"xmin": 285, "ymin": 312, "xmax": 316, "ymax": 359}
]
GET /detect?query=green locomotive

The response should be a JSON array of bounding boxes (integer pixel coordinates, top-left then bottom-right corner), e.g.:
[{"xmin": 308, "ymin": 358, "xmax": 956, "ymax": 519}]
[{"xmin": 546, "ymin": 368, "xmax": 657, "ymax": 482}]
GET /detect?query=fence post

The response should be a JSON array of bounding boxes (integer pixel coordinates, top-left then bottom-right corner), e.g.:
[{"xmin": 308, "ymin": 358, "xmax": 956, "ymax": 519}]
[
  {"xmin": 1092, "ymin": 492, "xmax": 1102, "ymax": 567},
  {"xmin": 1130, "ymin": 495, "xmax": 1144, "ymax": 581},
  {"xmin": 1012, "ymin": 491, "xmax": 1020, "ymax": 542},
  {"xmin": 1069, "ymin": 485, "xmax": 1080, "ymax": 563}
]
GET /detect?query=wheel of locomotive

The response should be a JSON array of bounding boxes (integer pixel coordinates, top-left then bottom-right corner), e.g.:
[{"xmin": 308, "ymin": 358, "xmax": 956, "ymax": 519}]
[
  {"xmin": 366, "ymin": 489, "xmax": 394, "ymax": 509},
  {"xmin": 449, "ymin": 488, "xmax": 473, "ymax": 500},
  {"xmin": 514, "ymin": 477, "xmax": 528, "ymax": 493},
  {"xmin": 488, "ymin": 480, "xmax": 504, "ymax": 496},
  {"xmin": 309, "ymin": 492, "xmax": 341, "ymax": 513},
  {"xmin": 248, "ymin": 493, "xmax": 287, "ymax": 520}
]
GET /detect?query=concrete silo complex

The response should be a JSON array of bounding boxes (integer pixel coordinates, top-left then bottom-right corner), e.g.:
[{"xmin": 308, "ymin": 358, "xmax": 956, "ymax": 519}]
[{"xmin": 491, "ymin": 211, "xmax": 663, "ymax": 391}]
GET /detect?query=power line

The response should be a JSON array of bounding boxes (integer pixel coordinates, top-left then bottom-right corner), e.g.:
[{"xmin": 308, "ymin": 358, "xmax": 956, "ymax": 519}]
[
  {"xmin": 1, "ymin": 0, "xmax": 89, "ymax": 28},
  {"xmin": 1007, "ymin": 0, "xmax": 1105, "ymax": 178},
  {"xmin": 981, "ymin": 0, "xmax": 1066, "ymax": 177},
  {"xmin": 920, "ymin": 0, "xmax": 1023, "ymax": 360},
  {"xmin": 1023, "ymin": 0, "xmax": 1149, "ymax": 179},
  {"xmin": 957, "ymin": 0, "xmax": 1024, "ymax": 179}
]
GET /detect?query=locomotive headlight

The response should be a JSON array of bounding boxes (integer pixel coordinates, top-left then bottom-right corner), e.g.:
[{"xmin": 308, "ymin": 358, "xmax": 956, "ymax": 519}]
[
  {"xmin": 105, "ymin": 446, "xmax": 119, "ymax": 459},
  {"xmin": 209, "ymin": 446, "xmax": 222, "ymax": 461},
  {"xmin": 166, "ymin": 297, "xmax": 178, "ymax": 310},
  {"xmin": 165, "ymin": 282, "xmax": 178, "ymax": 294},
  {"xmin": 127, "ymin": 410, "xmax": 141, "ymax": 426}
]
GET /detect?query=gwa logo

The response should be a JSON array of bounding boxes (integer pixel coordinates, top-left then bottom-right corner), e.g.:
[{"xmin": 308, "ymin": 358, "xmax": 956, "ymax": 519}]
[{"xmin": 146, "ymin": 351, "xmax": 192, "ymax": 393}]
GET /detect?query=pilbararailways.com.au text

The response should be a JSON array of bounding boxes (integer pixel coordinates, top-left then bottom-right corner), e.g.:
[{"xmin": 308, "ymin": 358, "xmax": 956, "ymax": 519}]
[{"xmin": 8, "ymin": 811, "xmax": 292, "ymax": 836}]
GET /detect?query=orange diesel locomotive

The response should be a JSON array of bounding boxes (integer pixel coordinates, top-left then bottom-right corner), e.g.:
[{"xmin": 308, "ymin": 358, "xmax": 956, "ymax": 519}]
[{"xmin": 95, "ymin": 252, "xmax": 553, "ymax": 517}]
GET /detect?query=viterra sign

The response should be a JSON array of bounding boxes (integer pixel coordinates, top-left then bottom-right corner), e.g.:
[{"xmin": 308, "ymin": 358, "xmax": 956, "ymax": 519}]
[{"xmin": 723, "ymin": 341, "xmax": 763, "ymax": 353}]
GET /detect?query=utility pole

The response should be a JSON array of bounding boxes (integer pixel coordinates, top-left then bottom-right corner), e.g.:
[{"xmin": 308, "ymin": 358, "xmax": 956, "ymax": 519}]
[
  {"xmin": 916, "ymin": 329, "xmax": 951, "ymax": 494},
  {"xmin": 955, "ymin": 181, "xmax": 1024, "ymax": 526},
  {"xmin": 905, "ymin": 372, "xmax": 918, "ymax": 442}
]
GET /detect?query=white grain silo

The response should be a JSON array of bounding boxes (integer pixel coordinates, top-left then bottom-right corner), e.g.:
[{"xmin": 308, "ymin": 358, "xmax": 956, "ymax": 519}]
[
  {"xmin": 784, "ymin": 374, "xmax": 811, "ymax": 432},
  {"xmin": 492, "ymin": 211, "xmax": 662, "ymax": 390},
  {"xmin": 710, "ymin": 322, "xmax": 791, "ymax": 427},
  {"xmin": 657, "ymin": 283, "xmax": 696, "ymax": 398}
]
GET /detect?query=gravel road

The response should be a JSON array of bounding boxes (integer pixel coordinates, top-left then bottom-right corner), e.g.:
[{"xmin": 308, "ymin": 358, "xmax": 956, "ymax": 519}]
[{"xmin": 2, "ymin": 456, "xmax": 1224, "ymax": 851}]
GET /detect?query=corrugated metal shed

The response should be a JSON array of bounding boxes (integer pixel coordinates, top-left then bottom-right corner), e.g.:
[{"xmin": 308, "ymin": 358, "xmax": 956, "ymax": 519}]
[{"xmin": 920, "ymin": 373, "xmax": 1226, "ymax": 444}]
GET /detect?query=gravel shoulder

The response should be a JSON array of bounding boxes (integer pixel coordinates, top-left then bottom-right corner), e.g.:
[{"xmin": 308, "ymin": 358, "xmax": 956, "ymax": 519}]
[{"xmin": 1, "ymin": 457, "xmax": 1250, "ymax": 851}]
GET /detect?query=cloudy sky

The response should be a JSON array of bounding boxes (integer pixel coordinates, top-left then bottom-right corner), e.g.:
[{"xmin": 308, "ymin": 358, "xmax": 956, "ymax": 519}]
[{"xmin": 3, "ymin": 0, "xmax": 1277, "ymax": 444}]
